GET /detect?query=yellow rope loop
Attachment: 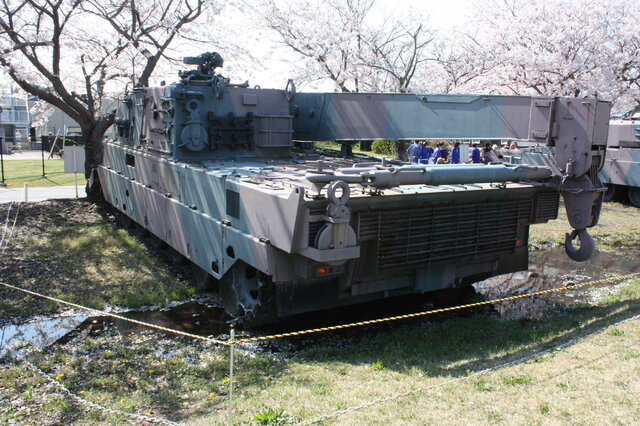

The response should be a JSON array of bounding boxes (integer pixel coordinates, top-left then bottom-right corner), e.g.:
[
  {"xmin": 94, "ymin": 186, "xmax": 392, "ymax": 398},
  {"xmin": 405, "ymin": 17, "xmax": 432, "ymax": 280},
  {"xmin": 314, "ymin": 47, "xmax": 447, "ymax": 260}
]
[
  {"xmin": 234, "ymin": 272, "xmax": 640, "ymax": 344},
  {"xmin": 2, "ymin": 272, "xmax": 638, "ymax": 346}
]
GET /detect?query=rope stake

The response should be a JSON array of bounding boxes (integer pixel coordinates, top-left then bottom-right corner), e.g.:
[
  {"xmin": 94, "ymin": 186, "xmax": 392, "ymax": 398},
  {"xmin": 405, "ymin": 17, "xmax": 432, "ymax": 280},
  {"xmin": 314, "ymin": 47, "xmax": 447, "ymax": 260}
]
[{"xmin": 228, "ymin": 327, "xmax": 235, "ymax": 426}]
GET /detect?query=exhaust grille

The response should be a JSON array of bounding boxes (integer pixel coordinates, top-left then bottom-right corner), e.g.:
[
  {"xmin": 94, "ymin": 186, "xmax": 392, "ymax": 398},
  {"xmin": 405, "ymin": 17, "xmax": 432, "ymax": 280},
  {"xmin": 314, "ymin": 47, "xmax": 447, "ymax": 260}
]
[
  {"xmin": 358, "ymin": 198, "xmax": 531, "ymax": 271},
  {"xmin": 532, "ymin": 192, "xmax": 559, "ymax": 223}
]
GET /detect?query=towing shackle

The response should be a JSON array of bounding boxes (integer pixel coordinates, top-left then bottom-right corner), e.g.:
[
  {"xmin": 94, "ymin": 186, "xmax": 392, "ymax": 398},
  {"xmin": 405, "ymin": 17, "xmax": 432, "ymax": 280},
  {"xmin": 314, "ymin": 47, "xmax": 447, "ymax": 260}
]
[{"xmin": 564, "ymin": 229, "xmax": 595, "ymax": 262}]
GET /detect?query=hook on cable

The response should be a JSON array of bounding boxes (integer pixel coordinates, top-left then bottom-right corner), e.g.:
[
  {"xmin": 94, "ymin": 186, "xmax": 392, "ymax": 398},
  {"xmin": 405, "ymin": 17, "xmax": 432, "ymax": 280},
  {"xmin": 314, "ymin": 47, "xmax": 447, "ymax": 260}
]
[{"xmin": 564, "ymin": 229, "xmax": 594, "ymax": 262}]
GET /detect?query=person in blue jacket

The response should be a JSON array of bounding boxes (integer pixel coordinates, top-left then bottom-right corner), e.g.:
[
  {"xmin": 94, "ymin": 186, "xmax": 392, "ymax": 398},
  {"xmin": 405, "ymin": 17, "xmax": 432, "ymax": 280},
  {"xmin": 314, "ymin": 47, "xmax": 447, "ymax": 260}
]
[
  {"xmin": 470, "ymin": 143, "xmax": 482, "ymax": 163},
  {"xmin": 418, "ymin": 141, "xmax": 432, "ymax": 164},
  {"xmin": 432, "ymin": 142, "xmax": 443, "ymax": 164},
  {"xmin": 407, "ymin": 140, "xmax": 420, "ymax": 163},
  {"xmin": 441, "ymin": 144, "xmax": 449, "ymax": 162},
  {"xmin": 450, "ymin": 142, "xmax": 461, "ymax": 164}
]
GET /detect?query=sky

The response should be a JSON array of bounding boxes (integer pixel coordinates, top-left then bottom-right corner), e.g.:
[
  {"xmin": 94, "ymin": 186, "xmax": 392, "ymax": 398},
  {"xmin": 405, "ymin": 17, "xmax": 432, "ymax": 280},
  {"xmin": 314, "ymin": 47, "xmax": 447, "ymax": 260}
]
[{"xmin": 377, "ymin": 0, "xmax": 475, "ymax": 29}]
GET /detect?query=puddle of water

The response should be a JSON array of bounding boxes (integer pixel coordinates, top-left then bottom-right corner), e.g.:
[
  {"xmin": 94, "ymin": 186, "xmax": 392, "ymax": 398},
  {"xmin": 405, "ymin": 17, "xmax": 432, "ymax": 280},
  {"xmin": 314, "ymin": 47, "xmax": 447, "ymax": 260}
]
[
  {"xmin": 0, "ymin": 301, "xmax": 232, "ymax": 354},
  {"xmin": 0, "ymin": 315, "xmax": 86, "ymax": 352},
  {"xmin": 474, "ymin": 248, "xmax": 640, "ymax": 320}
]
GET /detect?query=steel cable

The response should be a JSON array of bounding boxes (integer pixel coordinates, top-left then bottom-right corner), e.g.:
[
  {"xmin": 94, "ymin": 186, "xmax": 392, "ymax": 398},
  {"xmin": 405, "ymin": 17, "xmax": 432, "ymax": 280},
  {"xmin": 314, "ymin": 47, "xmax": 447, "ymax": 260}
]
[
  {"xmin": 0, "ymin": 201, "xmax": 15, "ymax": 250},
  {"xmin": 0, "ymin": 281, "xmax": 230, "ymax": 346},
  {"xmin": 234, "ymin": 272, "xmax": 640, "ymax": 343},
  {"xmin": 0, "ymin": 202, "xmax": 192, "ymax": 425},
  {"xmin": 2, "ymin": 199, "xmax": 639, "ymax": 425}
]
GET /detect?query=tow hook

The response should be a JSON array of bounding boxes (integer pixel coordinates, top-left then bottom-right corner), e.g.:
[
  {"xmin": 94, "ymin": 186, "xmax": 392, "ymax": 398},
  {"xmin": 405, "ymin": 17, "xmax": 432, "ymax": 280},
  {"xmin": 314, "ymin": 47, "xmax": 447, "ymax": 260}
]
[{"xmin": 564, "ymin": 229, "xmax": 594, "ymax": 262}]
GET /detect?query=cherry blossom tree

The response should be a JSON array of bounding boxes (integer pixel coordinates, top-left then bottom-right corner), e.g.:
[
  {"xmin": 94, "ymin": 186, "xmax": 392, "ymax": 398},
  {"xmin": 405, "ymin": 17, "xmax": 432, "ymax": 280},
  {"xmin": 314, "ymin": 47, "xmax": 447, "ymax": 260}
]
[
  {"xmin": 252, "ymin": 0, "xmax": 435, "ymax": 93},
  {"xmin": 462, "ymin": 0, "xmax": 640, "ymax": 110},
  {"xmin": 359, "ymin": 21, "xmax": 434, "ymax": 93},
  {"xmin": 0, "ymin": 0, "xmax": 214, "ymax": 196}
]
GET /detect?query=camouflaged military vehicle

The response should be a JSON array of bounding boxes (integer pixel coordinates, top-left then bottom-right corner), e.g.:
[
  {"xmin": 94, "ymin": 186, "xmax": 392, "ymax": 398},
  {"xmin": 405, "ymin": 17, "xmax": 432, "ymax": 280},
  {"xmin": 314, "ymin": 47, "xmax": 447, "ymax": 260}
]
[
  {"xmin": 599, "ymin": 111, "xmax": 640, "ymax": 207},
  {"xmin": 98, "ymin": 52, "xmax": 610, "ymax": 324}
]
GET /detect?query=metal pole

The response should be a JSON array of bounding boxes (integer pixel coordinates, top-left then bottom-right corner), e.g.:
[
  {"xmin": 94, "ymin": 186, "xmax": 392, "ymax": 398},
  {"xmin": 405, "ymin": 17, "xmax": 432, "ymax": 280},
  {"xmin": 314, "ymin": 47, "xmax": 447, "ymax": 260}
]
[
  {"xmin": 228, "ymin": 327, "xmax": 235, "ymax": 426},
  {"xmin": 41, "ymin": 136, "xmax": 45, "ymax": 177},
  {"xmin": 62, "ymin": 125, "xmax": 67, "ymax": 157},
  {"xmin": 0, "ymin": 136, "xmax": 5, "ymax": 187},
  {"xmin": 0, "ymin": 106, "xmax": 4, "ymax": 186},
  {"xmin": 48, "ymin": 129, "xmax": 60, "ymax": 159},
  {"xmin": 23, "ymin": 183, "xmax": 28, "ymax": 202},
  {"xmin": 73, "ymin": 149, "xmax": 78, "ymax": 198}
]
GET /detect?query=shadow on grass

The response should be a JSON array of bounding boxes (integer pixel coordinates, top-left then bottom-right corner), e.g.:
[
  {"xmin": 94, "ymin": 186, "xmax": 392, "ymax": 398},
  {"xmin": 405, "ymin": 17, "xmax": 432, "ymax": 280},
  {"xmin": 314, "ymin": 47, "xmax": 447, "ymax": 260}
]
[
  {"xmin": 16, "ymin": 336, "xmax": 284, "ymax": 424},
  {"xmin": 55, "ymin": 292, "xmax": 636, "ymax": 424},
  {"xmin": 2, "ymin": 198, "xmax": 638, "ymax": 423},
  {"xmin": 8, "ymin": 171, "xmax": 64, "ymax": 180},
  {"xmin": 292, "ymin": 293, "xmax": 640, "ymax": 380},
  {"xmin": 0, "ymin": 200, "xmax": 195, "ymax": 320}
]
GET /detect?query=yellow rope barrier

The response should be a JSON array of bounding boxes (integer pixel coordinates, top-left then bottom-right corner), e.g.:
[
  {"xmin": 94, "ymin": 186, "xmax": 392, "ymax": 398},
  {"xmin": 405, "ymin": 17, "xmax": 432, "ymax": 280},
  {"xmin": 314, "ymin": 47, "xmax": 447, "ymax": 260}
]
[
  {"xmin": 234, "ymin": 272, "xmax": 640, "ymax": 344},
  {"xmin": 2, "ymin": 272, "xmax": 638, "ymax": 345}
]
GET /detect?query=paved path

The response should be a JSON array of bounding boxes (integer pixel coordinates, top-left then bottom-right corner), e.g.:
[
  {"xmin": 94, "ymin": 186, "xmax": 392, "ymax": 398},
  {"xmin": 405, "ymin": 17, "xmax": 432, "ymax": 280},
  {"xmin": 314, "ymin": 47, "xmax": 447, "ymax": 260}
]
[
  {"xmin": 0, "ymin": 150, "xmax": 85, "ymax": 203},
  {"xmin": 0, "ymin": 185, "xmax": 85, "ymax": 203},
  {"xmin": 1, "ymin": 150, "xmax": 55, "ymax": 161}
]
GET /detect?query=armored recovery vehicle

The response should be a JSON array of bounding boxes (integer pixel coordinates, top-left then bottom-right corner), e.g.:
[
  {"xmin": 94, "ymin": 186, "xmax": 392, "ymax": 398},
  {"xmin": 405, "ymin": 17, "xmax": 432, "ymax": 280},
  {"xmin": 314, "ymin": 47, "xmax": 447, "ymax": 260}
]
[
  {"xmin": 98, "ymin": 52, "xmax": 610, "ymax": 324},
  {"xmin": 599, "ymin": 110, "xmax": 640, "ymax": 207}
]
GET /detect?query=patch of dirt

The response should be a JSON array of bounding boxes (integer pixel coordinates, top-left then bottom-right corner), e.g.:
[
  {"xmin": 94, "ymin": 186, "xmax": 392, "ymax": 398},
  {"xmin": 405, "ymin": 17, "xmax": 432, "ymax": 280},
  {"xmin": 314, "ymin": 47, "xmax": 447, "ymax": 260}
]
[
  {"xmin": 0, "ymin": 199, "xmax": 105, "ymax": 260},
  {"xmin": 474, "ymin": 248, "xmax": 640, "ymax": 320},
  {"xmin": 1, "ymin": 199, "xmax": 104, "ymax": 232}
]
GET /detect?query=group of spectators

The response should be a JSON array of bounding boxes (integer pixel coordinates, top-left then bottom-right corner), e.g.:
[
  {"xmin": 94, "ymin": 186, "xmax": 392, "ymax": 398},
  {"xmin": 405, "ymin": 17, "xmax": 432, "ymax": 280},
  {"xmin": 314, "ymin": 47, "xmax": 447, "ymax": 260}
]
[
  {"xmin": 407, "ymin": 141, "xmax": 462, "ymax": 164},
  {"xmin": 408, "ymin": 140, "xmax": 521, "ymax": 165}
]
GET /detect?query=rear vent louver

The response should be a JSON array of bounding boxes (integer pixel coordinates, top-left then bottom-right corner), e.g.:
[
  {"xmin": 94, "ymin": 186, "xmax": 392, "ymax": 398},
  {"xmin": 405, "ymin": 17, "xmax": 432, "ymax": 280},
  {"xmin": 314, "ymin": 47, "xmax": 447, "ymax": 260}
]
[
  {"xmin": 531, "ymin": 192, "xmax": 559, "ymax": 223},
  {"xmin": 357, "ymin": 198, "xmax": 531, "ymax": 271},
  {"xmin": 306, "ymin": 192, "xmax": 558, "ymax": 272}
]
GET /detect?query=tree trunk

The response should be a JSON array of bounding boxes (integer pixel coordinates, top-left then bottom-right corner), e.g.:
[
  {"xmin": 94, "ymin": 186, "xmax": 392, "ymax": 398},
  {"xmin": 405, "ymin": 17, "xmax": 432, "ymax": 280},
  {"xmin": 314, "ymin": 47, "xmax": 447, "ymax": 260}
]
[
  {"xmin": 81, "ymin": 123, "xmax": 106, "ymax": 200},
  {"xmin": 393, "ymin": 140, "xmax": 408, "ymax": 161}
]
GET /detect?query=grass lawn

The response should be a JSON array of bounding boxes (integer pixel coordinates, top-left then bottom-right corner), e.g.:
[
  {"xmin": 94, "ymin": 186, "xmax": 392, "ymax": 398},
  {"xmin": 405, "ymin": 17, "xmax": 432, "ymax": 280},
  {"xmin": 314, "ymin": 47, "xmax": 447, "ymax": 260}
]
[
  {"xmin": 1, "ymin": 278, "xmax": 638, "ymax": 424},
  {"xmin": 0, "ymin": 200, "xmax": 196, "ymax": 321},
  {"xmin": 530, "ymin": 200, "xmax": 640, "ymax": 250},
  {"xmin": 314, "ymin": 141, "xmax": 385, "ymax": 157},
  {"xmin": 0, "ymin": 159, "xmax": 87, "ymax": 188},
  {"xmin": 1, "ymin": 187, "xmax": 639, "ymax": 424}
]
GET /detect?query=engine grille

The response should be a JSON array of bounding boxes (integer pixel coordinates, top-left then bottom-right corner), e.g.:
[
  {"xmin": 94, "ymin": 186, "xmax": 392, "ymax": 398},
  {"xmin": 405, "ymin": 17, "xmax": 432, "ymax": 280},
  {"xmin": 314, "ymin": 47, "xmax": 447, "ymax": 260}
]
[
  {"xmin": 358, "ymin": 198, "xmax": 532, "ymax": 271},
  {"xmin": 532, "ymin": 192, "xmax": 560, "ymax": 223}
]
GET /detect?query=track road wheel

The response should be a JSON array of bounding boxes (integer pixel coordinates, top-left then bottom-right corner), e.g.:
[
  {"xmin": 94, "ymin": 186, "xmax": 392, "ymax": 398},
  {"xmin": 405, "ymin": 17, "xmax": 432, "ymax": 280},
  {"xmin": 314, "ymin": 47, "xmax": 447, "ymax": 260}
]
[
  {"xmin": 603, "ymin": 184, "xmax": 617, "ymax": 202},
  {"xmin": 431, "ymin": 284, "xmax": 476, "ymax": 308},
  {"xmin": 629, "ymin": 187, "xmax": 640, "ymax": 208},
  {"xmin": 219, "ymin": 262, "xmax": 276, "ymax": 325},
  {"xmin": 133, "ymin": 221, "xmax": 149, "ymax": 238},
  {"xmin": 146, "ymin": 234, "xmax": 166, "ymax": 249},
  {"xmin": 116, "ymin": 212, "xmax": 133, "ymax": 229}
]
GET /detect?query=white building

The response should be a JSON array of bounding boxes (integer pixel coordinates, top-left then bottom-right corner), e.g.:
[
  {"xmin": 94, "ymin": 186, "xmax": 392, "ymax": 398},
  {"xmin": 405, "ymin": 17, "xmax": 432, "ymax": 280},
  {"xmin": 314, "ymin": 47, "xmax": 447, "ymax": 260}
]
[{"xmin": 0, "ymin": 95, "xmax": 31, "ymax": 150}]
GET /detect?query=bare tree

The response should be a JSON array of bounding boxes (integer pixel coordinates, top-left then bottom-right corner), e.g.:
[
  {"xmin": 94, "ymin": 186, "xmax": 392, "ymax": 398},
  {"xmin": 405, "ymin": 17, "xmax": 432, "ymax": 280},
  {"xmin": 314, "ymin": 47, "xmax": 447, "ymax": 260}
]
[
  {"xmin": 359, "ymin": 23, "xmax": 434, "ymax": 93},
  {"xmin": 0, "ymin": 0, "xmax": 208, "ymax": 196}
]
